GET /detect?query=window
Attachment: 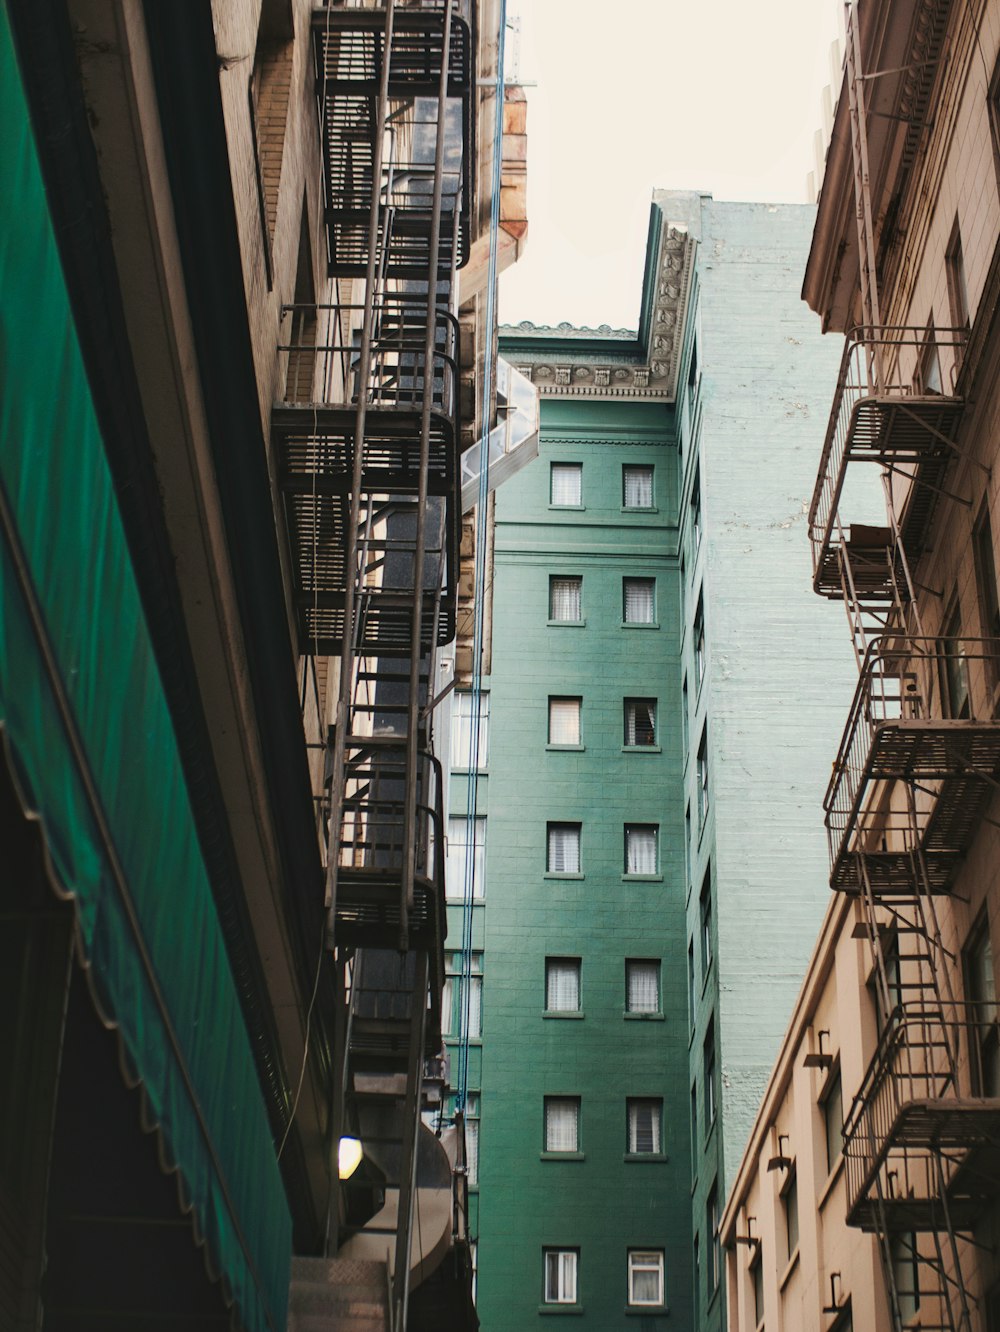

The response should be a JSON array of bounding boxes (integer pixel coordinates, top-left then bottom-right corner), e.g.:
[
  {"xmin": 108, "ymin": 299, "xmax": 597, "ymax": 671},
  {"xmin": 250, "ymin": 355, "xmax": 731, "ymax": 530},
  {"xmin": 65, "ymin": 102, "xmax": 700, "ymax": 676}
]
[
  {"xmin": 693, "ymin": 594, "xmax": 706, "ymax": 688},
  {"xmin": 250, "ymin": 2, "xmax": 295, "ymax": 287},
  {"xmin": 890, "ymin": 1233, "xmax": 920, "ymax": 1320},
  {"xmin": 681, "ymin": 677, "xmax": 690, "ymax": 754},
  {"xmin": 706, "ymin": 1184, "xmax": 719, "ymax": 1293},
  {"xmin": 691, "ymin": 465, "xmax": 702, "ymax": 550},
  {"xmin": 690, "ymin": 1082, "xmax": 698, "ymax": 1169},
  {"xmin": 547, "ymin": 822, "xmax": 581, "ymax": 874},
  {"xmin": 624, "ymin": 697, "xmax": 657, "ymax": 747},
  {"xmin": 546, "ymin": 957, "xmax": 581, "ymax": 1013},
  {"xmin": 782, "ymin": 1168, "xmax": 799, "ymax": 1262},
  {"xmin": 693, "ymin": 1235, "xmax": 701, "ymax": 1326},
  {"xmin": 549, "ymin": 696, "xmax": 582, "ymax": 746},
  {"xmin": 623, "ymin": 577, "xmax": 656, "ymax": 624},
  {"xmin": 544, "ymin": 1097, "xmax": 580, "ymax": 1153},
  {"xmin": 831, "ymin": 1300, "xmax": 853, "ymax": 1332},
  {"xmin": 917, "ymin": 321, "xmax": 943, "ymax": 394},
  {"xmin": 627, "ymin": 1251, "xmax": 664, "ymax": 1307},
  {"xmin": 870, "ymin": 932, "xmax": 903, "ymax": 1035},
  {"xmin": 700, "ymin": 870, "xmax": 713, "ymax": 980},
  {"xmin": 551, "ymin": 462, "xmax": 582, "ymax": 507},
  {"xmin": 974, "ymin": 504, "xmax": 1000, "ymax": 689},
  {"xmin": 703, "ymin": 1020, "xmax": 717, "ymax": 1133},
  {"xmin": 451, "ymin": 691, "xmax": 489, "ymax": 770},
  {"xmin": 941, "ymin": 599, "xmax": 971, "ymax": 719},
  {"xmin": 697, "ymin": 730, "xmax": 710, "ymax": 829},
  {"xmin": 442, "ymin": 952, "xmax": 483, "ymax": 1039},
  {"xmin": 623, "ymin": 464, "xmax": 654, "ymax": 509},
  {"xmin": 549, "ymin": 576, "xmax": 582, "ymax": 622},
  {"xmin": 946, "ymin": 218, "xmax": 970, "ymax": 331},
  {"xmin": 625, "ymin": 824, "xmax": 658, "ymax": 875},
  {"xmin": 543, "ymin": 1250, "xmax": 578, "ymax": 1305},
  {"xmin": 465, "ymin": 1094, "xmax": 480, "ymax": 1186},
  {"xmin": 626, "ymin": 959, "xmax": 660, "ymax": 1014},
  {"xmin": 627, "ymin": 1098, "xmax": 662, "ymax": 1155},
  {"xmin": 687, "ymin": 941, "xmax": 696, "ymax": 1028},
  {"xmin": 751, "ymin": 1248, "xmax": 764, "ymax": 1327},
  {"xmin": 965, "ymin": 919, "xmax": 1000, "ymax": 1095},
  {"xmin": 684, "ymin": 804, "xmax": 692, "ymax": 884},
  {"xmin": 446, "ymin": 816, "xmax": 486, "ymax": 899},
  {"xmin": 822, "ymin": 1066, "xmax": 843, "ymax": 1173}
]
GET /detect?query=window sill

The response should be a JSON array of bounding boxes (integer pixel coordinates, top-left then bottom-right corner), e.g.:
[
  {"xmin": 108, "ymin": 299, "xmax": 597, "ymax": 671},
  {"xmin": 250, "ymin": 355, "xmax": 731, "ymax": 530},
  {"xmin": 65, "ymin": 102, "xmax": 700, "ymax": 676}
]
[
  {"xmin": 538, "ymin": 1305, "xmax": 584, "ymax": 1316},
  {"xmin": 621, "ymin": 506, "xmax": 659, "ymax": 515},
  {"xmin": 547, "ymin": 743, "xmax": 585, "ymax": 752},
  {"xmin": 621, "ymin": 622, "xmax": 659, "ymax": 630},
  {"xmin": 549, "ymin": 504, "xmax": 586, "ymax": 512},
  {"xmin": 624, "ymin": 1152, "xmax": 669, "ymax": 1163},
  {"xmin": 622, "ymin": 744, "xmax": 661, "ymax": 754},
  {"xmin": 624, "ymin": 1011, "xmax": 665, "ymax": 1021},
  {"xmin": 446, "ymin": 896, "xmax": 485, "ymax": 905},
  {"xmin": 545, "ymin": 872, "xmax": 585, "ymax": 881},
  {"xmin": 779, "ymin": 1246, "xmax": 800, "ymax": 1292},
  {"xmin": 622, "ymin": 873, "xmax": 663, "ymax": 883},
  {"xmin": 543, "ymin": 1010, "xmax": 585, "ymax": 1020},
  {"xmin": 540, "ymin": 1151, "xmax": 586, "ymax": 1162},
  {"xmin": 818, "ymin": 1154, "xmax": 844, "ymax": 1212},
  {"xmin": 450, "ymin": 765, "xmax": 489, "ymax": 776},
  {"xmin": 548, "ymin": 619, "xmax": 586, "ymax": 628},
  {"xmin": 625, "ymin": 1305, "xmax": 668, "ymax": 1317}
]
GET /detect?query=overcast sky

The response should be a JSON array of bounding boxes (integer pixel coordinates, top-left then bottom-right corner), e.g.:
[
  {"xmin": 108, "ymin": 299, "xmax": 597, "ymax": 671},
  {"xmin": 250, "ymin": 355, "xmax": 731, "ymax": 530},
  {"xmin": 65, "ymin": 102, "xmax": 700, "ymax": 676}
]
[{"xmin": 498, "ymin": 0, "xmax": 844, "ymax": 331}]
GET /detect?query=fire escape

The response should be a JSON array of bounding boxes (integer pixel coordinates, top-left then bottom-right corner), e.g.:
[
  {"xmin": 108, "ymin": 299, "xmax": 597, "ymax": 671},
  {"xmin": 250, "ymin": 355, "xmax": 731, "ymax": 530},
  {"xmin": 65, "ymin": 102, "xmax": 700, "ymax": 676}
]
[
  {"xmin": 272, "ymin": 3, "xmax": 476, "ymax": 1328},
  {"xmin": 807, "ymin": 5, "xmax": 1000, "ymax": 1329}
]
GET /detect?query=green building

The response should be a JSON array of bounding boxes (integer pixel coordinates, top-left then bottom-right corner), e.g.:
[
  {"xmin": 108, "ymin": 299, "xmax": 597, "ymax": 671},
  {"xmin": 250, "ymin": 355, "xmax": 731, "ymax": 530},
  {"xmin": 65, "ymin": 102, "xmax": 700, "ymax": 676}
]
[{"xmin": 444, "ymin": 193, "xmax": 855, "ymax": 1330}]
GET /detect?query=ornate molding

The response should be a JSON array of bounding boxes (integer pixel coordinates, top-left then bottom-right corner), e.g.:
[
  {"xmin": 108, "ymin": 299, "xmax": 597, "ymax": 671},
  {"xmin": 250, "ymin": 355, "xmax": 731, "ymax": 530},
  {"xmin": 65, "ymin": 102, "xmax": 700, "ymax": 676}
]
[{"xmin": 499, "ymin": 221, "xmax": 697, "ymax": 403}]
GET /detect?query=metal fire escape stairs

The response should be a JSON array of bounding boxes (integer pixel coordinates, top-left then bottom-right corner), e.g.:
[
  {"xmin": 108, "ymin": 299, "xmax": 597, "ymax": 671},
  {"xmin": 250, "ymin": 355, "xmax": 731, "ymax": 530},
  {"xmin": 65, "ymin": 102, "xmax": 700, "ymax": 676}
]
[
  {"xmin": 277, "ymin": 5, "xmax": 477, "ymax": 1329},
  {"xmin": 810, "ymin": 7, "xmax": 1000, "ymax": 1330}
]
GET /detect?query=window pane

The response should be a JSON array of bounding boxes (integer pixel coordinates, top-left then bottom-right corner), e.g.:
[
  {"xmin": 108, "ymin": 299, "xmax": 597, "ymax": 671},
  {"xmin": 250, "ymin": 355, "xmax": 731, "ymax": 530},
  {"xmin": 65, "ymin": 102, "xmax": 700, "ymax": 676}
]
[
  {"xmin": 626, "ymin": 960, "xmax": 659, "ymax": 1012},
  {"xmin": 545, "ymin": 1098, "xmax": 579, "ymax": 1152},
  {"xmin": 446, "ymin": 816, "xmax": 486, "ymax": 899},
  {"xmin": 548, "ymin": 823, "xmax": 581, "ymax": 873},
  {"xmin": 546, "ymin": 958, "xmax": 581, "ymax": 1011},
  {"xmin": 551, "ymin": 463, "xmax": 582, "ymax": 507},
  {"xmin": 466, "ymin": 1118, "xmax": 479, "ymax": 1186},
  {"xmin": 549, "ymin": 697, "xmax": 581, "ymax": 745},
  {"xmin": 624, "ymin": 578, "xmax": 655, "ymax": 623},
  {"xmin": 626, "ymin": 824, "xmax": 657, "ymax": 874},
  {"xmin": 550, "ymin": 577, "xmax": 582, "ymax": 621},
  {"xmin": 628, "ymin": 1252, "xmax": 663, "ymax": 1306},
  {"xmin": 628, "ymin": 1099, "xmax": 661, "ymax": 1154},
  {"xmin": 544, "ymin": 1251, "xmax": 577, "ymax": 1304},
  {"xmin": 824, "ymin": 1069, "xmax": 843, "ymax": 1172},
  {"xmin": 624, "ymin": 465, "xmax": 654, "ymax": 509},
  {"xmin": 451, "ymin": 692, "xmax": 489, "ymax": 770},
  {"xmin": 625, "ymin": 697, "xmax": 656, "ymax": 746}
]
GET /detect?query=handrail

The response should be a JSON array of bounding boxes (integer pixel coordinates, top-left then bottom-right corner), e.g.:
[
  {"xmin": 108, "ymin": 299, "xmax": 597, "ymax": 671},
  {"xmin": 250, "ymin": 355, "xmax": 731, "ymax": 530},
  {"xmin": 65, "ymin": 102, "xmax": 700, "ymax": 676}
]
[
  {"xmin": 807, "ymin": 324, "xmax": 968, "ymax": 584},
  {"xmin": 824, "ymin": 634, "xmax": 1000, "ymax": 867}
]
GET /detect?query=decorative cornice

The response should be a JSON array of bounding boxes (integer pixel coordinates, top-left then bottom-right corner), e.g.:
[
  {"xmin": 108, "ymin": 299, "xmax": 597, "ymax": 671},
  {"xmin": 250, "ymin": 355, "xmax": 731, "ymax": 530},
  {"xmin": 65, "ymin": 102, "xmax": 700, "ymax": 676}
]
[{"xmin": 498, "ymin": 220, "xmax": 697, "ymax": 403}]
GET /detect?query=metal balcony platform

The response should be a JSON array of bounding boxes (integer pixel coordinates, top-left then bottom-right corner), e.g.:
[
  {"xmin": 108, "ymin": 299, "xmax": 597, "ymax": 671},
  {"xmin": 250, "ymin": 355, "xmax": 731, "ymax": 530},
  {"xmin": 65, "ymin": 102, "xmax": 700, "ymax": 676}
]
[
  {"xmin": 312, "ymin": 7, "xmax": 473, "ymax": 277},
  {"xmin": 273, "ymin": 404, "xmax": 458, "ymax": 498},
  {"xmin": 831, "ymin": 849, "xmax": 961, "ymax": 894},
  {"xmin": 335, "ymin": 867, "xmax": 442, "ymax": 954},
  {"xmin": 865, "ymin": 719, "xmax": 1000, "ymax": 782}
]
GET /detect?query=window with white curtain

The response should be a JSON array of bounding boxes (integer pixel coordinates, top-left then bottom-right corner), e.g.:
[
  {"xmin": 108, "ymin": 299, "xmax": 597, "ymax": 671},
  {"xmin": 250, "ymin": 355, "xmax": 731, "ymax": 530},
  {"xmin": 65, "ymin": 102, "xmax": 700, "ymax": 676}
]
[
  {"xmin": 442, "ymin": 952, "xmax": 483, "ymax": 1039},
  {"xmin": 547, "ymin": 823, "xmax": 581, "ymax": 873},
  {"xmin": 550, "ymin": 462, "xmax": 582, "ymax": 507},
  {"xmin": 624, "ymin": 698, "xmax": 656, "ymax": 747},
  {"xmin": 625, "ymin": 824, "xmax": 658, "ymax": 875},
  {"xmin": 450, "ymin": 691, "xmax": 489, "ymax": 770},
  {"xmin": 544, "ymin": 1097, "xmax": 580, "ymax": 1152},
  {"xmin": 628, "ymin": 1250, "xmax": 664, "ymax": 1306},
  {"xmin": 623, "ymin": 464, "xmax": 654, "ymax": 509},
  {"xmin": 466, "ymin": 1109, "xmax": 480, "ymax": 1186},
  {"xmin": 546, "ymin": 957, "xmax": 581, "ymax": 1012},
  {"xmin": 446, "ymin": 816, "xmax": 486, "ymax": 899},
  {"xmin": 544, "ymin": 1250, "xmax": 578, "ymax": 1305},
  {"xmin": 623, "ymin": 577, "xmax": 655, "ymax": 624},
  {"xmin": 627, "ymin": 1099, "xmax": 662, "ymax": 1154},
  {"xmin": 549, "ymin": 697, "xmax": 581, "ymax": 745},
  {"xmin": 550, "ymin": 576, "xmax": 582, "ymax": 621},
  {"xmin": 626, "ymin": 959, "xmax": 660, "ymax": 1013}
]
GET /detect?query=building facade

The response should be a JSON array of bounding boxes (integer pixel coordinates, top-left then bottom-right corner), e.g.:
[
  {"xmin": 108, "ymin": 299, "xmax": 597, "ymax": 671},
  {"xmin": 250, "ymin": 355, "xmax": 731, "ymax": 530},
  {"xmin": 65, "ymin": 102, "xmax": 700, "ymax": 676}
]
[
  {"xmin": 724, "ymin": 0, "xmax": 1000, "ymax": 1328},
  {"xmin": 0, "ymin": 0, "xmax": 523, "ymax": 1328},
  {"xmin": 444, "ymin": 192, "xmax": 857, "ymax": 1330}
]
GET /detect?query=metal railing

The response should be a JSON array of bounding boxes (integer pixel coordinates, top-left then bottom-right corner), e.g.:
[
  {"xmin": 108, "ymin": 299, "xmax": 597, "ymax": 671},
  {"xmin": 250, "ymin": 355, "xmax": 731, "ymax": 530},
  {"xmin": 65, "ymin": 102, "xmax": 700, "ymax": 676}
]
[
  {"xmin": 825, "ymin": 635, "xmax": 1000, "ymax": 877},
  {"xmin": 843, "ymin": 1004, "xmax": 999, "ymax": 1224},
  {"xmin": 807, "ymin": 325, "xmax": 967, "ymax": 588}
]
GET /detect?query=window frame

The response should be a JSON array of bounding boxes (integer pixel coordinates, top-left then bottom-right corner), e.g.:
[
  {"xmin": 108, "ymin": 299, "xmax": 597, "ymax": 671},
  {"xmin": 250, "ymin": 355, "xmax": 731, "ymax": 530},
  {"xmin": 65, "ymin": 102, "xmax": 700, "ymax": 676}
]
[
  {"xmin": 543, "ymin": 1096, "xmax": 581, "ymax": 1154},
  {"xmin": 545, "ymin": 956, "xmax": 582, "ymax": 1014},
  {"xmin": 623, "ymin": 576, "xmax": 657, "ymax": 626},
  {"xmin": 548, "ymin": 695, "xmax": 582, "ymax": 747},
  {"xmin": 627, "ymin": 1249, "xmax": 665, "ymax": 1308},
  {"xmin": 946, "ymin": 216, "xmax": 970, "ymax": 332},
  {"xmin": 624, "ymin": 823, "xmax": 659, "ymax": 876},
  {"xmin": 700, "ymin": 869, "xmax": 713, "ymax": 981},
  {"xmin": 973, "ymin": 502, "xmax": 1000, "ymax": 693},
  {"xmin": 624, "ymin": 696, "xmax": 657, "ymax": 748},
  {"xmin": 706, "ymin": 1183, "xmax": 719, "ymax": 1294},
  {"xmin": 821, "ymin": 1062, "xmax": 844, "ymax": 1175},
  {"xmin": 549, "ymin": 575, "xmax": 583, "ymax": 624},
  {"xmin": 546, "ymin": 821, "xmax": 582, "ymax": 875},
  {"xmin": 781, "ymin": 1165, "xmax": 799, "ymax": 1263},
  {"xmin": 543, "ymin": 1249, "xmax": 579, "ymax": 1306},
  {"xmin": 625, "ymin": 958, "xmax": 661, "ymax": 1015},
  {"xmin": 626, "ymin": 1097, "xmax": 663, "ymax": 1156},
  {"xmin": 963, "ymin": 914, "xmax": 1000, "ymax": 1096},
  {"xmin": 697, "ymin": 729, "xmax": 710, "ymax": 830},
  {"xmin": 623, "ymin": 463, "xmax": 655, "ymax": 511},
  {"xmin": 550, "ymin": 461, "xmax": 583, "ymax": 508},
  {"xmin": 703, "ymin": 1018, "xmax": 717, "ymax": 1136},
  {"xmin": 446, "ymin": 815, "xmax": 486, "ymax": 900},
  {"xmin": 450, "ymin": 690, "xmax": 489, "ymax": 771}
]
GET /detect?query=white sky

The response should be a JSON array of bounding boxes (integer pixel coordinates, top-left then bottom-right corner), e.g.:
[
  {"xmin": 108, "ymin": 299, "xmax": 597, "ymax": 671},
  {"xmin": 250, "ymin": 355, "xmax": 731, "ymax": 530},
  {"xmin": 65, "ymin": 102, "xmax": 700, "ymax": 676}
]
[{"xmin": 498, "ymin": 0, "xmax": 845, "ymax": 330}]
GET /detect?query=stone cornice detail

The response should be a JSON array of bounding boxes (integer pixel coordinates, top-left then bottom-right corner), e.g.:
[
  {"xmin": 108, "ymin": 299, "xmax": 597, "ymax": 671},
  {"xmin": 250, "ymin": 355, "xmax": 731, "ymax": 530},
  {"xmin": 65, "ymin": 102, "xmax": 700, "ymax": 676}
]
[{"xmin": 499, "ymin": 222, "xmax": 697, "ymax": 403}]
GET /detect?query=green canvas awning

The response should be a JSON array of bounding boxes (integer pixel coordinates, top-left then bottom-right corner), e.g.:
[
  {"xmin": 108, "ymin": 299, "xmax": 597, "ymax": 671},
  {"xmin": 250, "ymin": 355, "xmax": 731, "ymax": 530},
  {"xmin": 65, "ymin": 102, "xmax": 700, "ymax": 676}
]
[{"xmin": 0, "ymin": 11, "xmax": 292, "ymax": 1330}]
